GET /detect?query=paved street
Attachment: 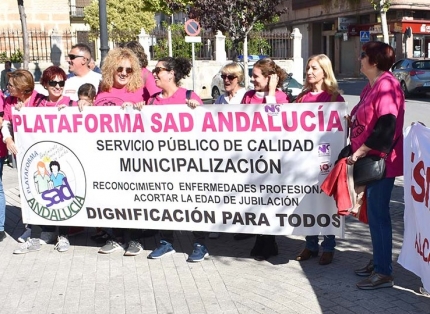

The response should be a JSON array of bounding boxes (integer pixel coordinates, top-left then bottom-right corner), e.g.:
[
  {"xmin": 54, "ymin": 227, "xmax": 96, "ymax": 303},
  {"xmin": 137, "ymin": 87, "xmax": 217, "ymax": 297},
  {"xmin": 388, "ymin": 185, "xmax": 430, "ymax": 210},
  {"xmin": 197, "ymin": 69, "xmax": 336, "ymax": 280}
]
[{"xmin": 1, "ymin": 85, "xmax": 430, "ymax": 313}]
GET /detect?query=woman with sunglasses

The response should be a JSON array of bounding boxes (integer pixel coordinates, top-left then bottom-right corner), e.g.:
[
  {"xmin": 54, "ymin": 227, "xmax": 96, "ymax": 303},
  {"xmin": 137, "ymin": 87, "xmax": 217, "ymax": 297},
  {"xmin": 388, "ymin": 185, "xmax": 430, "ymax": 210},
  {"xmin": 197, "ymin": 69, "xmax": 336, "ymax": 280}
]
[
  {"xmin": 40, "ymin": 66, "xmax": 71, "ymax": 107},
  {"xmin": 241, "ymin": 58, "xmax": 289, "ymax": 262},
  {"xmin": 93, "ymin": 47, "xmax": 146, "ymax": 256},
  {"xmin": 347, "ymin": 42, "xmax": 404, "ymax": 290},
  {"xmin": 94, "ymin": 47, "xmax": 144, "ymax": 108},
  {"xmin": 147, "ymin": 56, "xmax": 202, "ymax": 108},
  {"xmin": 0, "ymin": 69, "xmax": 59, "ymax": 254},
  {"xmin": 294, "ymin": 54, "xmax": 344, "ymax": 266},
  {"xmin": 214, "ymin": 62, "xmax": 246, "ymax": 105},
  {"xmin": 120, "ymin": 41, "xmax": 161, "ymax": 99},
  {"xmin": 147, "ymin": 56, "xmax": 206, "ymax": 262}
]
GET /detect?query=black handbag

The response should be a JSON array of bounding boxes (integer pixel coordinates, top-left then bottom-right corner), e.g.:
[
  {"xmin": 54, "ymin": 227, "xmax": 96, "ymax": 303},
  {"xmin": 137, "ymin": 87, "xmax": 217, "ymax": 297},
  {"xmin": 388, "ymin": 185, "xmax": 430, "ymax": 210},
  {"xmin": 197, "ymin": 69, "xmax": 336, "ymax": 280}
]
[{"xmin": 353, "ymin": 155, "xmax": 386, "ymax": 186}]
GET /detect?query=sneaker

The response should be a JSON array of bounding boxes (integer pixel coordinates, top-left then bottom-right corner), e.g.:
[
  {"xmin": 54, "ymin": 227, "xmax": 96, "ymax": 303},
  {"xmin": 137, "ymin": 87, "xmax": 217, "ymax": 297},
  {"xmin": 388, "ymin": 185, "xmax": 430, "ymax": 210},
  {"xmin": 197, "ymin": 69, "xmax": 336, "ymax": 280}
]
[
  {"xmin": 18, "ymin": 228, "xmax": 31, "ymax": 243},
  {"xmin": 98, "ymin": 240, "xmax": 125, "ymax": 254},
  {"xmin": 124, "ymin": 240, "xmax": 143, "ymax": 256},
  {"xmin": 147, "ymin": 240, "xmax": 175, "ymax": 259},
  {"xmin": 68, "ymin": 226, "xmax": 85, "ymax": 237},
  {"xmin": 40, "ymin": 231, "xmax": 57, "ymax": 245},
  {"xmin": 356, "ymin": 272, "xmax": 394, "ymax": 290},
  {"xmin": 54, "ymin": 236, "xmax": 70, "ymax": 252},
  {"xmin": 0, "ymin": 231, "xmax": 6, "ymax": 242},
  {"xmin": 187, "ymin": 243, "xmax": 209, "ymax": 262},
  {"xmin": 13, "ymin": 238, "xmax": 41, "ymax": 254},
  {"xmin": 208, "ymin": 232, "xmax": 220, "ymax": 239}
]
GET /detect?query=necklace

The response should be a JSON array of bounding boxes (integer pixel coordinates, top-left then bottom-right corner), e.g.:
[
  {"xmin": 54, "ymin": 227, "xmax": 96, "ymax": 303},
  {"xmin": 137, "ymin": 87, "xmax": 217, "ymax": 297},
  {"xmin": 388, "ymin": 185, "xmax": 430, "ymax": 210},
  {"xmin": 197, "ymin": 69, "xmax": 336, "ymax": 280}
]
[{"xmin": 370, "ymin": 70, "xmax": 384, "ymax": 87}]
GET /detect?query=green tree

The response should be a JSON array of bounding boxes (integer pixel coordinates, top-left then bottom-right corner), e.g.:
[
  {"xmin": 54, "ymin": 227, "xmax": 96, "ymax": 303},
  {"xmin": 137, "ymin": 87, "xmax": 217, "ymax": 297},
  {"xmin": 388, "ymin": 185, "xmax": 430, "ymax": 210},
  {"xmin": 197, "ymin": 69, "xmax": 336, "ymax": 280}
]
[{"xmin": 84, "ymin": 0, "xmax": 156, "ymax": 43}]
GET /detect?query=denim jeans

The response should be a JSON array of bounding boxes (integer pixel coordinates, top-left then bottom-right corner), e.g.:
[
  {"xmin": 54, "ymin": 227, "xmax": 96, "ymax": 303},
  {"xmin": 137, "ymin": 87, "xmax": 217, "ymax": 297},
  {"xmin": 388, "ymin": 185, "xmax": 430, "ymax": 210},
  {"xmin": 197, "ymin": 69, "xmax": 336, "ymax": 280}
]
[
  {"xmin": 305, "ymin": 235, "xmax": 336, "ymax": 252},
  {"xmin": 366, "ymin": 177, "xmax": 395, "ymax": 276},
  {"xmin": 0, "ymin": 159, "xmax": 5, "ymax": 232}
]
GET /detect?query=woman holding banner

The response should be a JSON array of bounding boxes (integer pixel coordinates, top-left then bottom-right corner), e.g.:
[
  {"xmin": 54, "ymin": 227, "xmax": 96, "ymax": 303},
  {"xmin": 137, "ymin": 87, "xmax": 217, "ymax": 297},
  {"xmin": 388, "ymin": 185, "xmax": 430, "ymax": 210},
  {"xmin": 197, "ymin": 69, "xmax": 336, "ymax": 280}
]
[
  {"xmin": 241, "ymin": 58, "xmax": 289, "ymax": 261},
  {"xmin": 214, "ymin": 62, "xmax": 246, "ymax": 105},
  {"xmin": 146, "ymin": 56, "xmax": 206, "ymax": 262},
  {"xmin": 295, "ymin": 54, "xmax": 344, "ymax": 266},
  {"xmin": 0, "ymin": 90, "xmax": 7, "ymax": 242},
  {"xmin": 347, "ymin": 41, "xmax": 404, "ymax": 290}
]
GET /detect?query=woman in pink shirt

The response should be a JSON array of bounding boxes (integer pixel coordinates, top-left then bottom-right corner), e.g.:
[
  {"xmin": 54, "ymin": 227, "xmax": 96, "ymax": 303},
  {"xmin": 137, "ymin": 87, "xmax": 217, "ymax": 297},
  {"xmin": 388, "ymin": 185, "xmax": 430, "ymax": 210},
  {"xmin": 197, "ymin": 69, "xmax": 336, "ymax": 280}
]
[
  {"xmin": 347, "ymin": 42, "xmax": 404, "ymax": 290},
  {"xmin": 241, "ymin": 58, "xmax": 289, "ymax": 105},
  {"xmin": 39, "ymin": 66, "xmax": 72, "ymax": 107},
  {"xmin": 94, "ymin": 47, "xmax": 144, "ymax": 108},
  {"xmin": 240, "ymin": 58, "xmax": 289, "ymax": 261},
  {"xmin": 120, "ymin": 41, "xmax": 161, "ymax": 100},
  {"xmin": 295, "ymin": 54, "xmax": 344, "ymax": 266},
  {"xmin": 147, "ymin": 56, "xmax": 202, "ymax": 107},
  {"xmin": 0, "ymin": 91, "xmax": 7, "ymax": 242},
  {"xmin": 147, "ymin": 56, "xmax": 205, "ymax": 262}
]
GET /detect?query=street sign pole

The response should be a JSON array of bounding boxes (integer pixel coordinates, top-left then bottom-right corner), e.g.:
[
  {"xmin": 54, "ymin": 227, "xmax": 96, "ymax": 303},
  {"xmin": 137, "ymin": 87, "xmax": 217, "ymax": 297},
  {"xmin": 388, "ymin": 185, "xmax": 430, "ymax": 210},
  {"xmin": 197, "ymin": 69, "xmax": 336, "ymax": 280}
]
[
  {"xmin": 184, "ymin": 19, "xmax": 201, "ymax": 92},
  {"xmin": 191, "ymin": 43, "xmax": 195, "ymax": 90}
]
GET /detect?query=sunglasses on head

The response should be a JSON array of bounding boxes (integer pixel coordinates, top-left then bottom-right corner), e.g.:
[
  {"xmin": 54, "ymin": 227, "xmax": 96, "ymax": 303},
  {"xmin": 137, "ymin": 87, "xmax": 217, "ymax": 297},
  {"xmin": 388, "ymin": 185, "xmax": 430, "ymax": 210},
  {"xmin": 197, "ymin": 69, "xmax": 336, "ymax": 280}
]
[
  {"xmin": 360, "ymin": 51, "xmax": 367, "ymax": 59},
  {"xmin": 68, "ymin": 54, "xmax": 85, "ymax": 60},
  {"xmin": 152, "ymin": 66, "xmax": 169, "ymax": 75},
  {"xmin": 116, "ymin": 66, "xmax": 133, "ymax": 74},
  {"xmin": 221, "ymin": 74, "xmax": 237, "ymax": 80},
  {"xmin": 48, "ymin": 80, "xmax": 65, "ymax": 87}
]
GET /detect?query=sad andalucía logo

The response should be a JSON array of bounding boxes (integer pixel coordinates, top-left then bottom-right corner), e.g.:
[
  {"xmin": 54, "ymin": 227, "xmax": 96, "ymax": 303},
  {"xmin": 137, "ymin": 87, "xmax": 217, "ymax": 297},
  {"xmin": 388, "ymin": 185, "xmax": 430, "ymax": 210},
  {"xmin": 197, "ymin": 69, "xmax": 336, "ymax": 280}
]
[{"xmin": 20, "ymin": 142, "xmax": 86, "ymax": 221}]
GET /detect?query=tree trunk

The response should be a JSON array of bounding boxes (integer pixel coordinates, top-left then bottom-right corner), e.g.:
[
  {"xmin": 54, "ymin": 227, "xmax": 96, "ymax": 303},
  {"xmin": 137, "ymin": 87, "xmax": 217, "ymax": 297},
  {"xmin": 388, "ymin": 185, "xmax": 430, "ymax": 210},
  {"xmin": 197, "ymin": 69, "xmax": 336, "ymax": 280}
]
[
  {"xmin": 17, "ymin": 0, "xmax": 29, "ymax": 69},
  {"xmin": 380, "ymin": 2, "xmax": 389, "ymax": 44}
]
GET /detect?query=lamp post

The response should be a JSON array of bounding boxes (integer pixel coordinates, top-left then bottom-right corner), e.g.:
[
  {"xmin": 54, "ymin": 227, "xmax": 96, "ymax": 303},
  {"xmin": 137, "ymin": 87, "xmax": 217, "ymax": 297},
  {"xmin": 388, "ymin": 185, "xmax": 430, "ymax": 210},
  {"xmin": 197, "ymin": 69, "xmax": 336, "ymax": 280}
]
[{"xmin": 99, "ymin": 0, "xmax": 109, "ymax": 67}]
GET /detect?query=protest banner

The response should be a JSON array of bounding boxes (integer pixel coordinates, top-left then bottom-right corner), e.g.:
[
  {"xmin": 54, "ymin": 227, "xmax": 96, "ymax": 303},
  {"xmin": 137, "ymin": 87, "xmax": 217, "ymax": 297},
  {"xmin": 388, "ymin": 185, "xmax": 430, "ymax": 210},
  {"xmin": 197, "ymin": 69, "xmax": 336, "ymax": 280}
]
[
  {"xmin": 14, "ymin": 102, "xmax": 347, "ymax": 236},
  {"xmin": 398, "ymin": 122, "xmax": 430, "ymax": 292}
]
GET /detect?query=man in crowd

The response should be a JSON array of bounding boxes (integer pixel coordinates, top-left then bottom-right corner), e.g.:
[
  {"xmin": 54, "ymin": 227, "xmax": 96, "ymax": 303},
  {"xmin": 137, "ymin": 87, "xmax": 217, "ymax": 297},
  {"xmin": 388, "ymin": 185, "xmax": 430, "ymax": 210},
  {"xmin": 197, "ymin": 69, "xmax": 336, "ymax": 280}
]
[
  {"xmin": 1, "ymin": 61, "xmax": 14, "ymax": 96},
  {"xmin": 63, "ymin": 44, "xmax": 101, "ymax": 101}
]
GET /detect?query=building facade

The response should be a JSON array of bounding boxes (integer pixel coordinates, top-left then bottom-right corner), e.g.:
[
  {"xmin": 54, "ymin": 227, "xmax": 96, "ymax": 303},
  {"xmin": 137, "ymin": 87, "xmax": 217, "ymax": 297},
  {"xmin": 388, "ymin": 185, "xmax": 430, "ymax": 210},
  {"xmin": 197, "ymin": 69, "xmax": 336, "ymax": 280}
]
[{"xmin": 273, "ymin": 0, "xmax": 430, "ymax": 76}]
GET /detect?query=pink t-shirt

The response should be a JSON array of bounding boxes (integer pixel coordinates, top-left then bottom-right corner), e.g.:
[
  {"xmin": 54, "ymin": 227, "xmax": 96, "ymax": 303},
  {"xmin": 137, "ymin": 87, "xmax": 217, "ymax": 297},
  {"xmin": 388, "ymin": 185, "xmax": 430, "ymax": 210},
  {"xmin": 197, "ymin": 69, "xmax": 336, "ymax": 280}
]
[
  {"xmin": 298, "ymin": 90, "xmax": 344, "ymax": 103},
  {"xmin": 3, "ymin": 90, "xmax": 46, "ymax": 121},
  {"xmin": 94, "ymin": 86, "xmax": 145, "ymax": 106},
  {"xmin": 241, "ymin": 90, "xmax": 289, "ymax": 104},
  {"xmin": 350, "ymin": 71, "xmax": 405, "ymax": 177},
  {"xmin": 37, "ymin": 95, "xmax": 73, "ymax": 107},
  {"xmin": 148, "ymin": 87, "xmax": 203, "ymax": 105},
  {"xmin": 141, "ymin": 68, "xmax": 161, "ymax": 99},
  {"xmin": 0, "ymin": 92, "xmax": 7, "ymax": 157}
]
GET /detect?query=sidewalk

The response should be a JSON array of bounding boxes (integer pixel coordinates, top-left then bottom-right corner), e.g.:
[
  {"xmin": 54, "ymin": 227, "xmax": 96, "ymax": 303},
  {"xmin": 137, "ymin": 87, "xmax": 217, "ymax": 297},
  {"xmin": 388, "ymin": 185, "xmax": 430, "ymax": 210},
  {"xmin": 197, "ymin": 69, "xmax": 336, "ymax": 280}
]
[{"xmin": 0, "ymin": 165, "xmax": 429, "ymax": 314}]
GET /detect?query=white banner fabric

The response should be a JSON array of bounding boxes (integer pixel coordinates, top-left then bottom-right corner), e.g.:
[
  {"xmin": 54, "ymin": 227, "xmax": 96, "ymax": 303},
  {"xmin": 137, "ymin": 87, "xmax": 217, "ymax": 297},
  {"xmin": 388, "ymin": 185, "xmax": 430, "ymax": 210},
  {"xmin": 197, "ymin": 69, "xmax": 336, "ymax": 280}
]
[
  {"xmin": 398, "ymin": 123, "xmax": 430, "ymax": 292},
  {"xmin": 14, "ymin": 102, "xmax": 347, "ymax": 236}
]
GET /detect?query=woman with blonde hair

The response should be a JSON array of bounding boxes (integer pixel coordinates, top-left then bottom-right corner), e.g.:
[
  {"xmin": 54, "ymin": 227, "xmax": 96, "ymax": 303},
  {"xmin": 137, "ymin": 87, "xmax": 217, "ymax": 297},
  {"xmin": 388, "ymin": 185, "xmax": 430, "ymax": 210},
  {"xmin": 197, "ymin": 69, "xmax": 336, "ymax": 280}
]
[
  {"xmin": 214, "ymin": 62, "xmax": 246, "ymax": 104},
  {"xmin": 94, "ymin": 47, "xmax": 145, "ymax": 107},
  {"xmin": 295, "ymin": 54, "xmax": 344, "ymax": 266}
]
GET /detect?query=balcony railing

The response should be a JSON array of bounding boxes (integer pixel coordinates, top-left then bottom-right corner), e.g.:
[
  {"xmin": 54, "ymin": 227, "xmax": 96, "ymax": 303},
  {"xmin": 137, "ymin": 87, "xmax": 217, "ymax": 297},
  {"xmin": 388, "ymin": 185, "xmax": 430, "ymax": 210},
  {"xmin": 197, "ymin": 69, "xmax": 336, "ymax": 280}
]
[{"xmin": 70, "ymin": 5, "xmax": 85, "ymax": 18}]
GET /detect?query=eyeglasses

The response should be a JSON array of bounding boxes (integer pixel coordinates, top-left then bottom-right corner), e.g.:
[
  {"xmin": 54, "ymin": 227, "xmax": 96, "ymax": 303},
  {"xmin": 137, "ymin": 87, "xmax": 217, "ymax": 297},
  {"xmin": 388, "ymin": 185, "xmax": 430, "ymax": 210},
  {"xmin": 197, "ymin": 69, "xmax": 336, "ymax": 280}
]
[
  {"xmin": 152, "ymin": 66, "xmax": 169, "ymax": 75},
  {"xmin": 360, "ymin": 51, "xmax": 367, "ymax": 59},
  {"xmin": 221, "ymin": 74, "xmax": 237, "ymax": 81},
  {"xmin": 68, "ymin": 54, "xmax": 85, "ymax": 60},
  {"xmin": 48, "ymin": 80, "xmax": 65, "ymax": 87},
  {"xmin": 116, "ymin": 67, "xmax": 133, "ymax": 74}
]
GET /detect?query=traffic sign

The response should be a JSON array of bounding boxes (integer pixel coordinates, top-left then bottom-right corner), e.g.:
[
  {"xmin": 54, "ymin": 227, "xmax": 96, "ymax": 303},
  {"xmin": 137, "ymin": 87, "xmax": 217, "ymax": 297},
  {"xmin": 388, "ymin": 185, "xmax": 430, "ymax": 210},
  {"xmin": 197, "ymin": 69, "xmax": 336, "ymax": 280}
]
[
  {"xmin": 360, "ymin": 31, "xmax": 370, "ymax": 42},
  {"xmin": 184, "ymin": 19, "xmax": 201, "ymax": 36},
  {"xmin": 185, "ymin": 36, "xmax": 201, "ymax": 43}
]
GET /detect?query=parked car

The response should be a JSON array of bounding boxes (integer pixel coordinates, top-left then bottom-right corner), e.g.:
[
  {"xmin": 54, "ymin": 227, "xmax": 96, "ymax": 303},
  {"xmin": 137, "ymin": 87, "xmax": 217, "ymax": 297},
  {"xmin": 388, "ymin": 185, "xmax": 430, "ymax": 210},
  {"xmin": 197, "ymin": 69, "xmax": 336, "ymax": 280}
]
[
  {"xmin": 391, "ymin": 58, "xmax": 430, "ymax": 97},
  {"xmin": 210, "ymin": 64, "xmax": 303, "ymax": 101}
]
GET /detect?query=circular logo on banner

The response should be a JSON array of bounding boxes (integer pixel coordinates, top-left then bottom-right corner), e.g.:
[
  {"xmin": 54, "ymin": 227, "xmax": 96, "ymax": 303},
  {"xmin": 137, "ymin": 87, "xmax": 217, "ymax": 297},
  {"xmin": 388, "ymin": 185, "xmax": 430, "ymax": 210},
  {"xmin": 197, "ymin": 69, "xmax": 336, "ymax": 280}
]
[
  {"xmin": 20, "ymin": 141, "xmax": 86, "ymax": 221},
  {"xmin": 184, "ymin": 19, "xmax": 201, "ymax": 36}
]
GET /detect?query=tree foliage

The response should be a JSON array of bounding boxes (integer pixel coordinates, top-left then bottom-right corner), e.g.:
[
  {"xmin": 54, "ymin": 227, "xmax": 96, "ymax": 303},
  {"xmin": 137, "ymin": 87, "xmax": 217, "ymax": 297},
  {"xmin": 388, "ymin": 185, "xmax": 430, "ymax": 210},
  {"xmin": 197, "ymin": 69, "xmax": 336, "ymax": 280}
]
[
  {"xmin": 84, "ymin": 0, "xmax": 157, "ymax": 43},
  {"xmin": 188, "ymin": 0, "xmax": 287, "ymax": 59}
]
